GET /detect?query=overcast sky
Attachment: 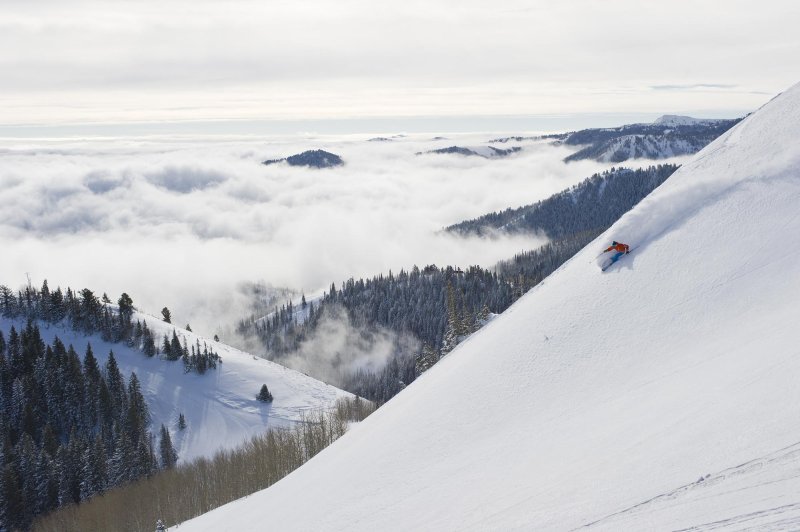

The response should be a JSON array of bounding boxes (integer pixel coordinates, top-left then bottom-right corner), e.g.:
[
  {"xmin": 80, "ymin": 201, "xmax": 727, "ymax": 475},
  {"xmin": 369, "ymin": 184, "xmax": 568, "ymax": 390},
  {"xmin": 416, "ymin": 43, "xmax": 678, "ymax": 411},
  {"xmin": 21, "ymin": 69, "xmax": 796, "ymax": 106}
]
[{"xmin": 1, "ymin": 0, "xmax": 797, "ymax": 133}]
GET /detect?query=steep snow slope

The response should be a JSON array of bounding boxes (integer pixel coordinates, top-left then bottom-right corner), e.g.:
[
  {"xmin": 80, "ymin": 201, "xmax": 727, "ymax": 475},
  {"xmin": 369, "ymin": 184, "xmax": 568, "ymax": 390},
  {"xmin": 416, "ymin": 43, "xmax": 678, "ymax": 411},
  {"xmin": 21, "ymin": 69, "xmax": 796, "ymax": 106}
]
[
  {"xmin": 180, "ymin": 83, "xmax": 800, "ymax": 531},
  {"xmin": 0, "ymin": 313, "xmax": 350, "ymax": 462}
]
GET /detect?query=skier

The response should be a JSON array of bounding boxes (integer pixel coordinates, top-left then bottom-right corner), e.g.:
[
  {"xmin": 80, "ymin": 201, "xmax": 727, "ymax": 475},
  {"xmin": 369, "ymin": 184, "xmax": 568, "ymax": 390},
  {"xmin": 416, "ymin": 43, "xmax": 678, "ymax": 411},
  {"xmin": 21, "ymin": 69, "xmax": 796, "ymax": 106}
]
[
  {"xmin": 598, "ymin": 241, "xmax": 631, "ymax": 271},
  {"xmin": 155, "ymin": 519, "xmax": 166, "ymax": 532},
  {"xmin": 604, "ymin": 241, "xmax": 630, "ymax": 256}
]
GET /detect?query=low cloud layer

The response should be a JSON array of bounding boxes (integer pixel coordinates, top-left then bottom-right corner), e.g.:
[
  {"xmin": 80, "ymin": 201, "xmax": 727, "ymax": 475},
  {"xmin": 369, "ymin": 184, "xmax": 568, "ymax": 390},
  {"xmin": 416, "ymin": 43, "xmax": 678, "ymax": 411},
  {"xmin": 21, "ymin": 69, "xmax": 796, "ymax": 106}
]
[
  {"xmin": 277, "ymin": 305, "xmax": 416, "ymax": 387},
  {"xmin": 1, "ymin": 133, "xmax": 615, "ymax": 334}
]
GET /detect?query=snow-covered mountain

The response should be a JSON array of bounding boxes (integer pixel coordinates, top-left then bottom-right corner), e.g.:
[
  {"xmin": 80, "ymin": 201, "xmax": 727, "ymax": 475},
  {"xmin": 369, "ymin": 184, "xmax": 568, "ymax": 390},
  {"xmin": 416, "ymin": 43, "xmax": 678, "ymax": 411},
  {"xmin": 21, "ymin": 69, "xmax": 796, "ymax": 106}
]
[
  {"xmin": 567, "ymin": 134, "xmax": 699, "ymax": 161},
  {"xmin": 653, "ymin": 114, "xmax": 727, "ymax": 127},
  {"xmin": 417, "ymin": 145, "xmax": 522, "ymax": 158},
  {"xmin": 262, "ymin": 149, "xmax": 344, "ymax": 168},
  {"xmin": 0, "ymin": 312, "xmax": 350, "ymax": 463},
  {"xmin": 562, "ymin": 115, "xmax": 740, "ymax": 163},
  {"xmin": 180, "ymin": 82, "xmax": 800, "ymax": 531}
]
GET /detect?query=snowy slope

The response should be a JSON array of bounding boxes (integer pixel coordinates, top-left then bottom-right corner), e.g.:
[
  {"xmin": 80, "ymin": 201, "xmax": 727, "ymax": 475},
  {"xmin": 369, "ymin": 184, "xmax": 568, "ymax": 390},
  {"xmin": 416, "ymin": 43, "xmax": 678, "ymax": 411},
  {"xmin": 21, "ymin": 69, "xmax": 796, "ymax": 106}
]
[
  {"xmin": 179, "ymin": 83, "xmax": 800, "ymax": 531},
  {"xmin": 562, "ymin": 116, "xmax": 739, "ymax": 163},
  {"xmin": 582, "ymin": 134, "xmax": 698, "ymax": 161},
  {"xmin": 0, "ymin": 312, "xmax": 350, "ymax": 462},
  {"xmin": 653, "ymin": 114, "xmax": 726, "ymax": 126}
]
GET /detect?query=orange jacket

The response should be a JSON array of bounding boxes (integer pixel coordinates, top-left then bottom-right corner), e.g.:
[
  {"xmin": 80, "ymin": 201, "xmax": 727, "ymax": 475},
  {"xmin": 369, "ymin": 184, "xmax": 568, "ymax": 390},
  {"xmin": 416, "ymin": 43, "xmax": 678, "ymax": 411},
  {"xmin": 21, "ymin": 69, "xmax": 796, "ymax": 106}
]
[{"xmin": 604, "ymin": 242, "xmax": 629, "ymax": 253}]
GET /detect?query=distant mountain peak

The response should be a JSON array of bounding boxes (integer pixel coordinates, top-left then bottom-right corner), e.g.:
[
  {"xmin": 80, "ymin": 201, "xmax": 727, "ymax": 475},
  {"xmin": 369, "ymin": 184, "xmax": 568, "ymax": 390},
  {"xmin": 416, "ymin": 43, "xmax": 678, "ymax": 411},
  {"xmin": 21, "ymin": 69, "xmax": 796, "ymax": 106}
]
[
  {"xmin": 653, "ymin": 115, "xmax": 721, "ymax": 126},
  {"xmin": 561, "ymin": 116, "xmax": 741, "ymax": 163},
  {"xmin": 417, "ymin": 145, "xmax": 522, "ymax": 158},
  {"xmin": 263, "ymin": 149, "xmax": 344, "ymax": 168}
]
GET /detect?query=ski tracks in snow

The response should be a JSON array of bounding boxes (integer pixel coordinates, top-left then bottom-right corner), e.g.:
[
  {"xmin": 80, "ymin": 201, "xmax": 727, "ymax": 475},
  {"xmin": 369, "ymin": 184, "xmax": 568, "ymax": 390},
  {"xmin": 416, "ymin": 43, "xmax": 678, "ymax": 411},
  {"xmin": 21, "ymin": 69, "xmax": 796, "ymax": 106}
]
[
  {"xmin": 673, "ymin": 502, "xmax": 800, "ymax": 531},
  {"xmin": 577, "ymin": 441, "xmax": 800, "ymax": 531}
]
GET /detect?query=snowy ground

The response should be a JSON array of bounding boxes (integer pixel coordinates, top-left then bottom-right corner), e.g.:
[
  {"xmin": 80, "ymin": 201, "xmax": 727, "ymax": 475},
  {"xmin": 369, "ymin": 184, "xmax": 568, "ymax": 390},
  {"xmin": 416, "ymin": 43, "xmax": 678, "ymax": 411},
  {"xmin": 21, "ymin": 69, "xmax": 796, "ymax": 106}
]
[
  {"xmin": 177, "ymin": 82, "xmax": 800, "ymax": 531},
  {"xmin": 0, "ymin": 313, "xmax": 350, "ymax": 462}
]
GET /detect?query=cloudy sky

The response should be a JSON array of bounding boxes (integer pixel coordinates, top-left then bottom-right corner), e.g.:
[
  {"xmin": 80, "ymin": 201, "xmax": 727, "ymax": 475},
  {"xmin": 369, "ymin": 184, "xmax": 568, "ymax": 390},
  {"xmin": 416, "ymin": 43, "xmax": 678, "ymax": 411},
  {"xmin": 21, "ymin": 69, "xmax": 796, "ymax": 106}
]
[{"xmin": 1, "ymin": 0, "xmax": 797, "ymax": 134}]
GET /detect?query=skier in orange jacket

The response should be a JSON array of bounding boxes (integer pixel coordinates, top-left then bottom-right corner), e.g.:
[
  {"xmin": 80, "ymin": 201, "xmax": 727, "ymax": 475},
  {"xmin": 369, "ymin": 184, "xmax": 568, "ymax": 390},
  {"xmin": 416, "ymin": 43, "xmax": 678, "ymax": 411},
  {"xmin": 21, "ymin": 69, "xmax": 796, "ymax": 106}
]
[{"xmin": 604, "ymin": 241, "xmax": 630, "ymax": 254}]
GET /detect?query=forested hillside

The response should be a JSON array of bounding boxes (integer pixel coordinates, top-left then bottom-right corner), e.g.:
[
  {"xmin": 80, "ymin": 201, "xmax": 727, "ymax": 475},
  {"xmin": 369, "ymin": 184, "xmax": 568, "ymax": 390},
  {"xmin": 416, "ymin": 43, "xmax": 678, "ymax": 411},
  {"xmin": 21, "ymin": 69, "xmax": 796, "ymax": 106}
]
[
  {"xmin": 560, "ymin": 117, "xmax": 741, "ymax": 162},
  {"xmin": 0, "ymin": 323, "xmax": 176, "ymax": 531},
  {"xmin": 0, "ymin": 283, "xmax": 225, "ymax": 530},
  {"xmin": 238, "ymin": 265, "xmax": 512, "ymax": 403},
  {"xmin": 0, "ymin": 283, "xmax": 220, "ymax": 374},
  {"xmin": 446, "ymin": 164, "xmax": 679, "ymax": 237}
]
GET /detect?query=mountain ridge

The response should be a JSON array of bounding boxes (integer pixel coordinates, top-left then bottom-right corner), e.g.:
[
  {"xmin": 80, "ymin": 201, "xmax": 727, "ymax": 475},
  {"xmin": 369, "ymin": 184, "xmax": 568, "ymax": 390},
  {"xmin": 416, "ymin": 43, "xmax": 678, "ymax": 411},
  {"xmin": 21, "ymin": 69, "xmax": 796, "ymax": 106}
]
[{"xmin": 561, "ymin": 115, "xmax": 741, "ymax": 162}]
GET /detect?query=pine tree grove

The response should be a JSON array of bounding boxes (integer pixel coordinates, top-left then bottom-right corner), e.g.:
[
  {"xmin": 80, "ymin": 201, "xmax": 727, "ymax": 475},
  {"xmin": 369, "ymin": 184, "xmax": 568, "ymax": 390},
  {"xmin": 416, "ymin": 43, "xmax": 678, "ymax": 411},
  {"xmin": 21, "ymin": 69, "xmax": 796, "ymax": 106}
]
[{"xmin": 0, "ymin": 322, "xmax": 173, "ymax": 530}]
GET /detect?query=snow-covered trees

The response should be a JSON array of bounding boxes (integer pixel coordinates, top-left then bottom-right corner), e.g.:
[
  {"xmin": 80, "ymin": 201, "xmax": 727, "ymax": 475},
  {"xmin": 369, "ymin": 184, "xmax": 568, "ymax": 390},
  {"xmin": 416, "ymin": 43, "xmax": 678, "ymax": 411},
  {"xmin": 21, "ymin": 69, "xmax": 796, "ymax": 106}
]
[
  {"xmin": 32, "ymin": 397, "xmax": 374, "ymax": 532},
  {"xmin": 447, "ymin": 164, "xmax": 680, "ymax": 238},
  {"xmin": 159, "ymin": 425, "xmax": 178, "ymax": 469},
  {"xmin": 0, "ymin": 281, "xmax": 172, "ymax": 364},
  {"xmin": 237, "ymin": 265, "xmax": 512, "ymax": 403},
  {"xmin": 0, "ymin": 323, "xmax": 167, "ymax": 530},
  {"xmin": 0, "ymin": 278, "xmax": 222, "ymax": 379}
]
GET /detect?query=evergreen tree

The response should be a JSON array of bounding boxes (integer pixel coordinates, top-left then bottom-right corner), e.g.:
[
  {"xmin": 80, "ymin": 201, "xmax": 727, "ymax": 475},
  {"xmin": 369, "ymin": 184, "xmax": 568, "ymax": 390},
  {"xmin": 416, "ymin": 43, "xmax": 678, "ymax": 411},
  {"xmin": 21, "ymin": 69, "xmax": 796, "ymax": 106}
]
[
  {"xmin": 39, "ymin": 280, "xmax": 51, "ymax": 322},
  {"xmin": 34, "ymin": 449, "xmax": 58, "ymax": 516},
  {"xmin": 78, "ymin": 288, "xmax": 102, "ymax": 333},
  {"xmin": 0, "ymin": 450, "xmax": 7, "ymax": 529},
  {"xmin": 80, "ymin": 436, "xmax": 107, "ymax": 500},
  {"xmin": 159, "ymin": 425, "xmax": 177, "ymax": 469},
  {"xmin": 117, "ymin": 293, "xmax": 134, "ymax": 322},
  {"xmin": 108, "ymin": 428, "xmax": 134, "ymax": 486},
  {"xmin": 142, "ymin": 322, "xmax": 157, "ymax": 357},
  {"xmin": 133, "ymin": 320, "xmax": 143, "ymax": 347},
  {"xmin": 126, "ymin": 372, "xmax": 148, "ymax": 443},
  {"xmin": 256, "ymin": 384, "xmax": 273, "ymax": 403},
  {"xmin": 41, "ymin": 424, "xmax": 59, "ymax": 461},
  {"xmin": 15, "ymin": 433, "xmax": 37, "ymax": 527},
  {"xmin": 83, "ymin": 344, "xmax": 102, "ymax": 429},
  {"xmin": 167, "ymin": 330, "xmax": 182, "ymax": 362},
  {"xmin": 2, "ymin": 462, "xmax": 23, "ymax": 531},
  {"xmin": 50, "ymin": 287, "xmax": 65, "ymax": 322},
  {"xmin": 105, "ymin": 352, "xmax": 127, "ymax": 424},
  {"xmin": 161, "ymin": 334, "xmax": 171, "ymax": 359},
  {"xmin": 56, "ymin": 432, "xmax": 82, "ymax": 506},
  {"xmin": 133, "ymin": 434, "xmax": 156, "ymax": 479}
]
